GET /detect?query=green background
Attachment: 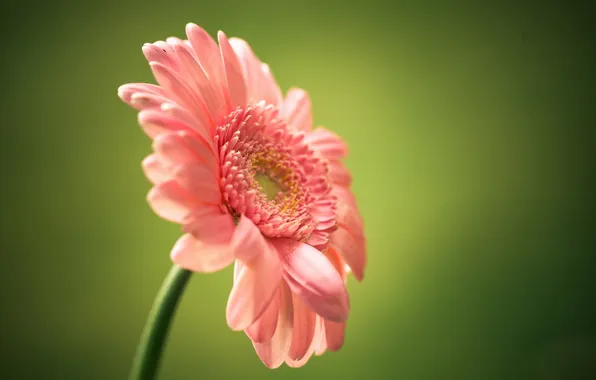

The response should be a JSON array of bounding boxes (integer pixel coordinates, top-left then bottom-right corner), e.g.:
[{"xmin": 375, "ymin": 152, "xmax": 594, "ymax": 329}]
[{"xmin": 2, "ymin": 0, "xmax": 595, "ymax": 379}]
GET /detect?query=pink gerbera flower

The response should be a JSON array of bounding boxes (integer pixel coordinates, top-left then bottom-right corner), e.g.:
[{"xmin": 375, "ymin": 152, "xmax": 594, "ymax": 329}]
[{"xmin": 118, "ymin": 23, "xmax": 366, "ymax": 368}]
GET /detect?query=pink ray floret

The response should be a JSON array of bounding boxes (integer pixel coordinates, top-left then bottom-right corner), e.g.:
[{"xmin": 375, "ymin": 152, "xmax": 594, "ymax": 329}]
[{"xmin": 118, "ymin": 23, "xmax": 366, "ymax": 368}]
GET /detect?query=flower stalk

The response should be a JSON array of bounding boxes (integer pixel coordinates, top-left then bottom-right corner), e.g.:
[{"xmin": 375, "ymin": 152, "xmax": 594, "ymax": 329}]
[{"xmin": 129, "ymin": 265, "xmax": 192, "ymax": 380}]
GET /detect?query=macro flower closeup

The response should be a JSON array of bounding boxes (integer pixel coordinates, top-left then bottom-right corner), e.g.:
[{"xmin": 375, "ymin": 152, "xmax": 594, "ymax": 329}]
[{"xmin": 118, "ymin": 23, "xmax": 366, "ymax": 368}]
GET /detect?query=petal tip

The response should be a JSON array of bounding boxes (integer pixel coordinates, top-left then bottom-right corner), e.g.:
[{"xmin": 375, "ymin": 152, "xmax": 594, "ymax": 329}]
[
  {"xmin": 225, "ymin": 315, "xmax": 245, "ymax": 332},
  {"xmin": 117, "ymin": 86, "xmax": 130, "ymax": 101},
  {"xmin": 354, "ymin": 270, "xmax": 364, "ymax": 282},
  {"xmin": 169, "ymin": 239, "xmax": 186, "ymax": 265}
]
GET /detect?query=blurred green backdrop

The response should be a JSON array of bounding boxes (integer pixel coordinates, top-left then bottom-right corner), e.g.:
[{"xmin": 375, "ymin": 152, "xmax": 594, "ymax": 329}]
[{"xmin": 2, "ymin": 0, "xmax": 595, "ymax": 379}]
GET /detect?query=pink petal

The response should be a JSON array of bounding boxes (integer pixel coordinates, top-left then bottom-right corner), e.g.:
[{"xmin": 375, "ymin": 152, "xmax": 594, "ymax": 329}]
[
  {"xmin": 329, "ymin": 227, "xmax": 365, "ymax": 282},
  {"xmin": 218, "ymin": 31, "xmax": 246, "ymax": 108},
  {"xmin": 314, "ymin": 316, "xmax": 328, "ymax": 356},
  {"xmin": 233, "ymin": 258, "xmax": 242, "ymax": 279},
  {"xmin": 138, "ymin": 105, "xmax": 212, "ymax": 146},
  {"xmin": 171, "ymin": 208, "xmax": 235, "ymax": 272},
  {"xmin": 274, "ymin": 240, "xmax": 350, "ymax": 323},
  {"xmin": 118, "ymin": 83, "xmax": 170, "ymax": 111},
  {"xmin": 182, "ymin": 207, "xmax": 235, "ymax": 244},
  {"xmin": 142, "ymin": 42, "xmax": 179, "ymax": 71},
  {"xmin": 178, "ymin": 131, "xmax": 218, "ymax": 169},
  {"xmin": 146, "ymin": 181, "xmax": 199, "ymax": 223},
  {"xmin": 227, "ymin": 39, "xmax": 258, "ymax": 98},
  {"xmin": 328, "ymin": 161, "xmax": 352, "ymax": 186},
  {"xmin": 160, "ymin": 102, "xmax": 214, "ymax": 142},
  {"xmin": 287, "ymin": 294, "xmax": 316, "ymax": 361},
  {"xmin": 260, "ymin": 64, "xmax": 283, "ymax": 107},
  {"xmin": 172, "ymin": 163, "xmax": 220, "ymax": 204},
  {"xmin": 229, "ymin": 38, "xmax": 282, "ymax": 107},
  {"xmin": 245, "ymin": 285, "xmax": 280, "ymax": 343},
  {"xmin": 285, "ymin": 313, "xmax": 323, "ymax": 368},
  {"xmin": 153, "ymin": 131, "xmax": 216, "ymax": 172},
  {"xmin": 142, "ymin": 154, "xmax": 171, "ymax": 185},
  {"xmin": 281, "ymin": 88, "xmax": 312, "ymax": 131},
  {"xmin": 169, "ymin": 39, "xmax": 228, "ymax": 125},
  {"xmin": 333, "ymin": 186, "xmax": 364, "ymax": 230},
  {"xmin": 319, "ymin": 248, "xmax": 349, "ymax": 351},
  {"xmin": 149, "ymin": 61, "xmax": 214, "ymax": 133},
  {"xmin": 185, "ymin": 23, "xmax": 229, "ymax": 110},
  {"xmin": 306, "ymin": 229, "xmax": 329, "ymax": 250},
  {"xmin": 230, "ymin": 216, "xmax": 270, "ymax": 263},
  {"xmin": 165, "ymin": 36, "xmax": 184, "ymax": 46},
  {"xmin": 324, "ymin": 320, "xmax": 346, "ymax": 352},
  {"xmin": 253, "ymin": 281, "xmax": 294, "ymax": 369},
  {"xmin": 284, "ymin": 350, "xmax": 313, "ymax": 368},
  {"xmin": 226, "ymin": 243, "xmax": 282, "ymax": 330},
  {"xmin": 170, "ymin": 228, "xmax": 234, "ymax": 272},
  {"xmin": 138, "ymin": 109, "xmax": 188, "ymax": 139},
  {"xmin": 305, "ymin": 127, "xmax": 348, "ymax": 160},
  {"xmin": 330, "ymin": 191, "xmax": 366, "ymax": 281},
  {"xmin": 130, "ymin": 92, "xmax": 170, "ymax": 110},
  {"xmin": 119, "ymin": 83, "xmax": 166, "ymax": 102}
]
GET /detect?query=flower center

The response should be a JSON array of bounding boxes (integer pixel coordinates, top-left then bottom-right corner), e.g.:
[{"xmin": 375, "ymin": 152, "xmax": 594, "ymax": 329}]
[
  {"xmin": 254, "ymin": 172, "xmax": 281, "ymax": 201},
  {"xmin": 250, "ymin": 148, "xmax": 305, "ymax": 213},
  {"xmin": 251, "ymin": 149, "xmax": 293, "ymax": 201},
  {"xmin": 214, "ymin": 103, "xmax": 328, "ymax": 241}
]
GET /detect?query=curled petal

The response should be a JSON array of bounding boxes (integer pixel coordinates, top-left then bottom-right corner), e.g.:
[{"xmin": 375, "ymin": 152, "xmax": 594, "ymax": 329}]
[{"xmin": 274, "ymin": 240, "xmax": 350, "ymax": 323}]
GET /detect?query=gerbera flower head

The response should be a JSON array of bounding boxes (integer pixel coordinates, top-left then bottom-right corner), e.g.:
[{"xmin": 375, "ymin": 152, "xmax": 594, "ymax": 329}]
[{"xmin": 118, "ymin": 23, "xmax": 366, "ymax": 368}]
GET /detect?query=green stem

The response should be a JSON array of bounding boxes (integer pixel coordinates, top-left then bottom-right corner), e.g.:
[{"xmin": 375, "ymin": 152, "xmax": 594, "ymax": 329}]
[{"xmin": 129, "ymin": 265, "xmax": 192, "ymax": 380}]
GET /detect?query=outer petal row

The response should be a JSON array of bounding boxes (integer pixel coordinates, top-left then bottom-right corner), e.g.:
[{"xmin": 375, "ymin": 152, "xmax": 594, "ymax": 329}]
[
  {"xmin": 119, "ymin": 23, "xmax": 287, "ymax": 142},
  {"xmin": 249, "ymin": 244, "xmax": 350, "ymax": 368}
]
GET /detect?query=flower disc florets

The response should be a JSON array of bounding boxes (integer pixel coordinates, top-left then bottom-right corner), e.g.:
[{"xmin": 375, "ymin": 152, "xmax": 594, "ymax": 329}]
[{"xmin": 216, "ymin": 102, "xmax": 333, "ymax": 242}]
